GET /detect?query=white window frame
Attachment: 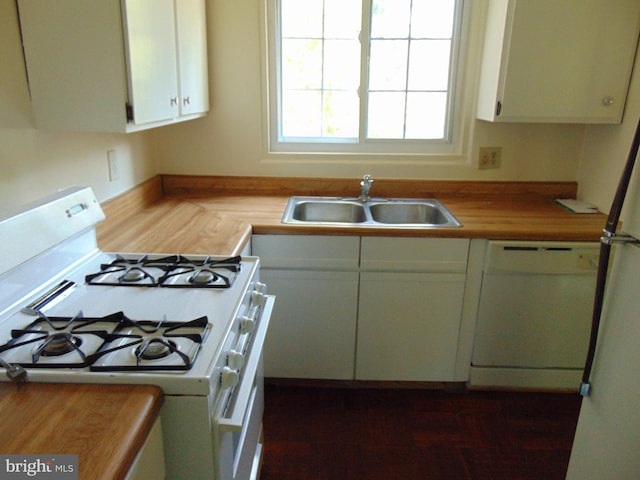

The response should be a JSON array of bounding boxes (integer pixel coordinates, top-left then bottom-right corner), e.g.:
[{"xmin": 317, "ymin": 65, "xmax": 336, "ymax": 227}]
[{"xmin": 265, "ymin": 0, "xmax": 469, "ymax": 156}]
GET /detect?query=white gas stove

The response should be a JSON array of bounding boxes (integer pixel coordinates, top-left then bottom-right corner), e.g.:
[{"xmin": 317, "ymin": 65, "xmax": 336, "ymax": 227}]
[{"xmin": 0, "ymin": 187, "xmax": 273, "ymax": 480}]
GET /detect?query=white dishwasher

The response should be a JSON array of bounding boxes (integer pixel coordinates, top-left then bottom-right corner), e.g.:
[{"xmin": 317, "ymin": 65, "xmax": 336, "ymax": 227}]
[{"xmin": 470, "ymin": 240, "xmax": 599, "ymax": 390}]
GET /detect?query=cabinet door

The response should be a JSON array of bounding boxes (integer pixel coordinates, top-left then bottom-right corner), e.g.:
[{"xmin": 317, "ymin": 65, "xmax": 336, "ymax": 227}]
[
  {"xmin": 175, "ymin": 0, "xmax": 209, "ymax": 116},
  {"xmin": 356, "ymin": 272, "xmax": 465, "ymax": 381},
  {"xmin": 17, "ymin": 0, "xmax": 130, "ymax": 132},
  {"xmin": 477, "ymin": 0, "xmax": 640, "ymax": 123},
  {"xmin": 261, "ymin": 270, "xmax": 359, "ymax": 379},
  {"xmin": 123, "ymin": 0, "xmax": 179, "ymax": 124}
]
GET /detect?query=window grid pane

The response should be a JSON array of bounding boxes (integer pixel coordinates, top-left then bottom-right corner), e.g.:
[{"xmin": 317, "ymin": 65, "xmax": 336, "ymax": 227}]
[
  {"xmin": 276, "ymin": 0, "xmax": 460, "ymax": 146},
  {"xmin": 367, "ymin": 0, "xmax": 456, "ymax": 140},
  {"xmin": 279, "ymin": 0, "xmax": 361, "ymax": 140}
]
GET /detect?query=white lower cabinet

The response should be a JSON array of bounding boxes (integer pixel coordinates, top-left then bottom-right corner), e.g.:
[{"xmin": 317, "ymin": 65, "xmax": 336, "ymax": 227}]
[
  {"xmin": 356, "ymin": 237, "xmax": 470, "ymax": 381},
  {"xmin": 253, "ymin": 235, "xmax": 360, "ymax": 379},
  {"xmin": 253, "ymin": 235, "xmax": 470, "ymax": 381},
  {"xmin": 260, "ymin": 269, "xmax": 358, "ymax": 379},
  {"xmin": 356, "ymin": 272, "xmax": 465, "ymax": 381}
]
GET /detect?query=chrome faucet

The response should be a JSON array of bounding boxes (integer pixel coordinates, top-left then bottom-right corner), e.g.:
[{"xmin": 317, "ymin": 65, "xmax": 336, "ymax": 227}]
[{"xmin": 359, "ymin": 174, "xmax": 373, "ymax": 201}]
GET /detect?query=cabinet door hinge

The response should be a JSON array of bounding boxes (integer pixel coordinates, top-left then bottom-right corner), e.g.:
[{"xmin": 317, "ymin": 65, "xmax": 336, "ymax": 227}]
[
  {"xmin": 126, "ymin": 103, "xmax": 134, "ymax": 122},
  {"xmin": 496, "ymin": 101, "xmax": 502, "ymax": 116}
]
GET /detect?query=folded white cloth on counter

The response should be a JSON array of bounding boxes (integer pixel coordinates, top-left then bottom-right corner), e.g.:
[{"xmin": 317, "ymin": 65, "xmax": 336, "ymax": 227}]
[{"xmin": 554, "ymin": 199, "xmax": 599, "ymax": 214}]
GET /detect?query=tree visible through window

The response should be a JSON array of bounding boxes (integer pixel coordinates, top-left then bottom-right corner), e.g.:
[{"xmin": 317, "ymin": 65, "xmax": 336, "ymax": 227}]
[{"xmin": 272, "ymin": 0, "xmax": 463, "ymax": 150}]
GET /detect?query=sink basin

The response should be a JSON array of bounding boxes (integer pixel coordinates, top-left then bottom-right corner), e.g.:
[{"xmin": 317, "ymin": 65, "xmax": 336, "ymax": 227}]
[
  {"xmin": 291, "ymin": 200, "xmax": 367, "ymax": 223},
  {"xmin": 282, "ymin": 197, "xmax": 462, "ymax": 228},
  {"xmin": 368, "ymin": 201, "xmax": 456, "ymax": 225}
]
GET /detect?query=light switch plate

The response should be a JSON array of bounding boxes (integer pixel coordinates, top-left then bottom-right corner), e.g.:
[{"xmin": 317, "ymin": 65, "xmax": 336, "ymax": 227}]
[{"xmin": 107, "ymin": 149, "xmax": 120, "ymax": 182}]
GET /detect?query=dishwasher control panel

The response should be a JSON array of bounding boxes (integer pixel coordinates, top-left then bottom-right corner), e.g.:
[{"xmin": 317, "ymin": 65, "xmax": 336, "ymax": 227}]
[{"xmin": 483, "ymin": 240, "xmax": 600, "ymax": 275}]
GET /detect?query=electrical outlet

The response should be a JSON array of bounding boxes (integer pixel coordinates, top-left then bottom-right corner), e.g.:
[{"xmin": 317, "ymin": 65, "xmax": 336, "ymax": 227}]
[
  {"xmin": 479, "ymin": 146, "xmax": 502, "ymax": 170},
  {"xmin": 107, "ymin": 149, "xmax": 120, "ymax": 181}
]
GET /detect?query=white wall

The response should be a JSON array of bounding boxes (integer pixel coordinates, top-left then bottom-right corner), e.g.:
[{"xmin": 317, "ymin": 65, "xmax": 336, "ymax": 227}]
[
  {"xmin": 0, "ymin": 0, "xmax": 156, "ymax": 210},
  {"xmin": 0, "ymin": 128, "xmax": 154, "ymax": 209},
  {"xmin": 154, "ymin": 0, "xmax": 586, "ymax": 182},
  {"xmin": 1, "ymin": 0, "xmax": 636, "ymax": 214}
]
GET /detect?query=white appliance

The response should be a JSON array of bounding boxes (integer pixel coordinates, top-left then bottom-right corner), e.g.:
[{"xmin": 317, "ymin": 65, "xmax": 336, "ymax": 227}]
[
  {"xmin": 566, "ymin": 118, "xmax": 640, "ymax": 478},
  {"xmin": 0, "ymin": 187, "xmax": 274, "ymax": 480},
  {"xmin": 470, "ymin": 240, "xmax": 599, "ymax": 389}
]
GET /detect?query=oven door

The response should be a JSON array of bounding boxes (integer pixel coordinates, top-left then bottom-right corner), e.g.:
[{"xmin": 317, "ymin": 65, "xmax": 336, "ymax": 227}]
[{"xmin": 214, "ymin": 295, "xmax": 273, "ymax": 480}]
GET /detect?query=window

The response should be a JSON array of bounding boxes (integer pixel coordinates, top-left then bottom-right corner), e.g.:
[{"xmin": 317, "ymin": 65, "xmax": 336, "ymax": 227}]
[{"xmin": 267, "ymin": 0, "xmax": 465, "ymax": 154}]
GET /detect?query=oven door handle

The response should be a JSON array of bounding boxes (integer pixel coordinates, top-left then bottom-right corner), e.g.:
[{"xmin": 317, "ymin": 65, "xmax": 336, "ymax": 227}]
[{"xmin": 217, "ymin": 295, "xmax": 274, "ymax": 432}]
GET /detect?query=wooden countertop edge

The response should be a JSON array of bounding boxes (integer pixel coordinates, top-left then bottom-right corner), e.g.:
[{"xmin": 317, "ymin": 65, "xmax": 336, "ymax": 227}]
[
  {"xmin": 0, "ymin": 383, "xmax": 163, "ymax": 480},
  {"xmin": 250, "ymin": 224, "xmax": 605, "ymax": 242}
]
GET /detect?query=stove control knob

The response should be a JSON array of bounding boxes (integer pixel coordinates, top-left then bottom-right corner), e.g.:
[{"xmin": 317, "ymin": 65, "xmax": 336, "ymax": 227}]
[
  {"xmin": 255, "ymin": 282, "xmax": 268, "ymax": 294},
  {"xmin": 228, "ymin": 350, "xmax": 245, "ymax": 370},
  {"xmin": 251, "ymin": 291, "xmax": 266, "ymax": 307},
  {"xmin": 240, "ymin": 316, "xmax": 256, "ymax": 334},
  {"xmin": 221, "ymin": 366, "xmax": 240, "ymax": 389}
]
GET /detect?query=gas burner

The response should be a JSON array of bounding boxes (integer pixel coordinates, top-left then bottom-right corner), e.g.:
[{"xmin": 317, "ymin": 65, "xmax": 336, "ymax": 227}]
[
  {"xmin": 135, "ymin": 339, "xmax": 179, "ymax": 361},
  {"xmin": 190, "ymin": 270, "xmax": 217, "ymax": 285},
  {"xmin": 120, "ymin": 267, "xmax": 151, "ymax": 283},
  {"xmin": 39, "ymin": 333, "xmax": 83, "ymax": 357}
]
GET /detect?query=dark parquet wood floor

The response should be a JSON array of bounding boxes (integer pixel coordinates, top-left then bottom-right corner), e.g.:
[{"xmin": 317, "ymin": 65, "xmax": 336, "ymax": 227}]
[{"xmin": 261, "ymin": 385, "xmax": 581, "ymax": 480}]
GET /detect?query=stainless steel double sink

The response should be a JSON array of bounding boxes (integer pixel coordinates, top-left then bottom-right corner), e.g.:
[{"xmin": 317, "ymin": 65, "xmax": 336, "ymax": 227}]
[{"xmin": 281, "ymin": 196, "xmax": 462, "ymax": 228}]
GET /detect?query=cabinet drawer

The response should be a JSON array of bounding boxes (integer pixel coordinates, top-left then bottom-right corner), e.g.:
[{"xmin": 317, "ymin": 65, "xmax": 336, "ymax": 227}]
[
  {"xmin": 252, "ymin": 235, "xmax": 360, "ymax": 269},
  {"xmin": 360, "ymin": 237, "xmax": 469, "ymax": 272}
]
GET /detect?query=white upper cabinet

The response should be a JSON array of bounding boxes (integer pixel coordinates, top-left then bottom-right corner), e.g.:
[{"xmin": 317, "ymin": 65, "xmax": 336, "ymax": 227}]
[
  {"xmin": 477, "ymin": 0, "xmax": 640, "ymax": 124},
  {"xmin": 175, "ymin": 0, "xmax": 209, "ymax": 116},
  {"xmin": 122, "ymin": 0, "xmax": 179, "ymax": 126},
  {"xmin": 18, "ymin": 0, "xmax": 209, "ymax": 133}
]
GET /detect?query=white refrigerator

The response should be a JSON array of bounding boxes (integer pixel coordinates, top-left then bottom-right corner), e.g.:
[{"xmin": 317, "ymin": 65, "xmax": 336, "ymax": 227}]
[{"xmin": 566, "ymin": 122, "xmax": 640, "ymax": 479}]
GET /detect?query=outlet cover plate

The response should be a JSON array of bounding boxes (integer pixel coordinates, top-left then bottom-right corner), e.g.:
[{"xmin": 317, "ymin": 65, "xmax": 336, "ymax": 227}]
[{"xmin": 479, "ymin": 146, "xmax": 502, "ymax": 170}]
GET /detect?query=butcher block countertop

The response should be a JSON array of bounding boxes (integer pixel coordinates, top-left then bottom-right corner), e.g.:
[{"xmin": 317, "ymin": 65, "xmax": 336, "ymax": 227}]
[
  {"xmin": 0, "ymin": 383, "xmax": 163, "ymax": 480},
  {"xmin": 97, "ymin": 175, "xmax": 608, "ymax": 256}
]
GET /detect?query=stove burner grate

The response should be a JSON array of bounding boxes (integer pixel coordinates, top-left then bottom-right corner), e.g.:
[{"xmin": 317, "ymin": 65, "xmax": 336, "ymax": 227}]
[
  {"xmin": 0, "ymin": 312, "xmax": 210, "ymax": 371},
  {"xmin": 84, "ymin": 254, "xmax": 241, "ymax": 288},
  {"xmin": 85, "ymin": 255, "xmax": 159, "ymax": 286},
  {"xmin": 159, "ymin": 268, "xmax": 232, "ymax": 288}
]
